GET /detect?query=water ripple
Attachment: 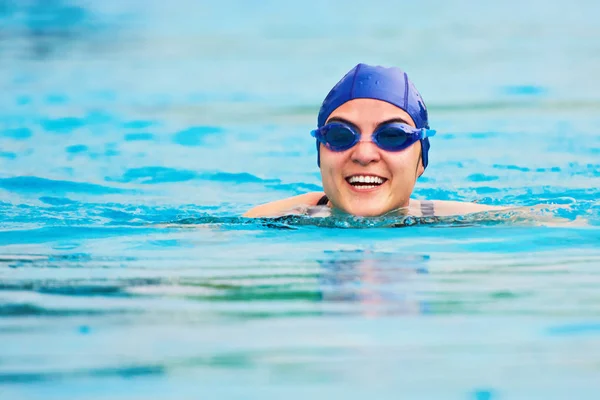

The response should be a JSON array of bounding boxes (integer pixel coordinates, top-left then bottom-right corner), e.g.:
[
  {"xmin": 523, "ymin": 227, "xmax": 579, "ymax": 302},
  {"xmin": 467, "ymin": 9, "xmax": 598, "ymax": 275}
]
[
  {"xmin": 40, "ymin": 117, "xmax": 85, "ymax": 133},
  {"xmin": 110, "ymin": 167, "xmax": 198, "ymax": 184},
  {"xmin": 0, "ymin": 176, "xmax": 126, "ymax": 195},
  {"xmin": 0, "ymin": 364, "xmax": 165, "ymax": 384},
  {"xmin": 0, "ymin": 303, "xmax": 134, "ymax": 317},
  {"xmin": 1, "ymin": 128, "xmax": 32, "ymax": 140},
  {"xmin": 172, "ymin": 126, "xmax": 223, "ymax": 146}
]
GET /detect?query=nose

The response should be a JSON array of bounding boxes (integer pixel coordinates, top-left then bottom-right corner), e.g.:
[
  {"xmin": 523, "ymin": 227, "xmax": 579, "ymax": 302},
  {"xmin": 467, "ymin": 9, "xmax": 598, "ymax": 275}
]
[{"xmin": 350, "ymin": 140, "xmax": 381, "ymax": 166}]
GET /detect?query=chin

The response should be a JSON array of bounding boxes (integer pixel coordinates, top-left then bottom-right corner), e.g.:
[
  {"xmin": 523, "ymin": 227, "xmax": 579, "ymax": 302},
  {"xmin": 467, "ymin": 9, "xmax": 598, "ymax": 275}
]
[{"xmin": 344, "ymin": 204, "xmax": 390, "ymax": 217}]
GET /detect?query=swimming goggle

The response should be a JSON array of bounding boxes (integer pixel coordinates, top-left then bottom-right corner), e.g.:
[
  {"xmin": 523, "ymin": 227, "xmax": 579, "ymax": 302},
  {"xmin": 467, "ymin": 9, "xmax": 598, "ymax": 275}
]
[{"xmin": 311, "ymin": 121, "xmax": 436, "ymax": 152}]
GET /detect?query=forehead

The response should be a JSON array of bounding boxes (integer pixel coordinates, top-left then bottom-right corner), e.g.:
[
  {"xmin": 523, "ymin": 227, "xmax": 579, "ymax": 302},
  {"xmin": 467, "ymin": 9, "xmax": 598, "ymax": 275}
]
[{"xmin": 326, "ymin": 98, "xmax": 415, "ymax": 127}]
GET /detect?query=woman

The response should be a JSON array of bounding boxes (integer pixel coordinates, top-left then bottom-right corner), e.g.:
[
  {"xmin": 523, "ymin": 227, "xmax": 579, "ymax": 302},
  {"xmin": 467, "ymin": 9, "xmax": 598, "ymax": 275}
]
[{"xmin": 245, "ymin": 63, "xmax": 502, "ymax": 218}]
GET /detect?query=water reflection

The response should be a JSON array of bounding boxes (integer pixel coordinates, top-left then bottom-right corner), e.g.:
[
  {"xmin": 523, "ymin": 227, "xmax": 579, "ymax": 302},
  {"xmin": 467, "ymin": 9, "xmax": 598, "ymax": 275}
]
[{"xmin": 318, "ymin": 249, "xmax": 431, "ymax": 316}]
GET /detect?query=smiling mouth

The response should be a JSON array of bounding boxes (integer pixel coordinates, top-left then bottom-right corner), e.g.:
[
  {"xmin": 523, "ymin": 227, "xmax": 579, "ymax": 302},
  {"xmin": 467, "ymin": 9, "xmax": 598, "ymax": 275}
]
[{"xmin": 345, "ymin": 175, "xmax": 388, "ymax": 190}]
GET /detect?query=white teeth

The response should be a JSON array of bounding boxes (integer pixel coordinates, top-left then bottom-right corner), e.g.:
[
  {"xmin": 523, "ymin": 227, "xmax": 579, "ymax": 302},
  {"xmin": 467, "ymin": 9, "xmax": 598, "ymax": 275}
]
[{"xmin": 348, "ymin": 175, "xmax": 384, "ymax": 184}]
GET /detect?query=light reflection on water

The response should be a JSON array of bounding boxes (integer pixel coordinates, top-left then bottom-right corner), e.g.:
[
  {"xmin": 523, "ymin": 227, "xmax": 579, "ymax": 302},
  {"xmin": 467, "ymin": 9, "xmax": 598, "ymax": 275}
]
[{"xmin": 1, "ymin": 0, "xmax": 600, "ymax": 398}]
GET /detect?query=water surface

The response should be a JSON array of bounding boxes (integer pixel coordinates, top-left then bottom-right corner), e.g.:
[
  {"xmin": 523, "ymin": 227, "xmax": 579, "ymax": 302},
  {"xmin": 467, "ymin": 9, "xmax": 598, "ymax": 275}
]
[{"xmin": 1, "ymin": 1, "xmax": 600, "ymax": 398}]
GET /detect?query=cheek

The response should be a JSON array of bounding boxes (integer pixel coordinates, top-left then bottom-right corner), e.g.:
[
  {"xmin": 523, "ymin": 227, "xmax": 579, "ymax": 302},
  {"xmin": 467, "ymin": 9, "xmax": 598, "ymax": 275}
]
[
  {"xmin": 319, "ymin": 147, "xmax": 346, "ymax": 174},
  {"xmin": 385, "ymin": 147, "xmax": 421, "ymax": 176}
]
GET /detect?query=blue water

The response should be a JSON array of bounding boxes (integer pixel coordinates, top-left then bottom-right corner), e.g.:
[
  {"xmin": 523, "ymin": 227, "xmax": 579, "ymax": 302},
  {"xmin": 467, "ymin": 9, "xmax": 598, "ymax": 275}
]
[{"xmin": 1, "ymin": 0, "xmax": 600, "ymax": 398}]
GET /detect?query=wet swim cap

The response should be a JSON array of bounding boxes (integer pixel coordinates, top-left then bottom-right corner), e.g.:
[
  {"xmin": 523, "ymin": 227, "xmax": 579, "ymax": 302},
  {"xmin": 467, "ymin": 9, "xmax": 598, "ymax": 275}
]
[{"xmin": 316, "ymin": 63, "xmax": 431, "ymax": 169}]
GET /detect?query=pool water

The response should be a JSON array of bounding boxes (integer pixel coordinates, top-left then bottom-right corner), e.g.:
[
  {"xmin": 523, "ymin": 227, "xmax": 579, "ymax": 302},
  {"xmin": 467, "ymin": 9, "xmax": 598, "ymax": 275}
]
[{"xmin": 1, "ymin": 1, "xmax": 600, "ymax": 398}]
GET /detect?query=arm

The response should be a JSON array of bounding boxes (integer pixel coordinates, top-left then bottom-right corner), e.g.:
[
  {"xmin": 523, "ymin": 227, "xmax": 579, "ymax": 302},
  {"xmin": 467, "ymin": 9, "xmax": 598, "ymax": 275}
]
[
  {"xmin": 430, "ymin": 200, "xmax": 588, "ymax": 226},
  {"xmin": 243, "ymin": 192, "xmax": 325, "ymax": 218}
]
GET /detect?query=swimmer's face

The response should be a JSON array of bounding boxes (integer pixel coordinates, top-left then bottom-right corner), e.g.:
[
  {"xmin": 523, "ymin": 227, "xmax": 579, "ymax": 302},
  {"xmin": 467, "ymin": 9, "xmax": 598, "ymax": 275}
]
[{"xmin": 319, "ymin": 98, "xmax": 424, "ymax": 217}]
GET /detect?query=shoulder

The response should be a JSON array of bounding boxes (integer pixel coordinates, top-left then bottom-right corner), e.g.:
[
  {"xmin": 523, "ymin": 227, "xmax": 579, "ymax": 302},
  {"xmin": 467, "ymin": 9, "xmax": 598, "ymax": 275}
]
[
  {"xmin": 243, "ymin": 192, "xmax": 326, "ymax": 218},
  {"xmin": 426, "ymin": 200, "xmax": 506, "ymax": 216}
]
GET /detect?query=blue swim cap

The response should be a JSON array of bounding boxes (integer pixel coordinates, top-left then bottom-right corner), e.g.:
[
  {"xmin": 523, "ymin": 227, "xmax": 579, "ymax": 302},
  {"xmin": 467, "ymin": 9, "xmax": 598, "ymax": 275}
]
[{"xmin": 316, "ymin": 63, "xmax": 431, "ymax": 169}]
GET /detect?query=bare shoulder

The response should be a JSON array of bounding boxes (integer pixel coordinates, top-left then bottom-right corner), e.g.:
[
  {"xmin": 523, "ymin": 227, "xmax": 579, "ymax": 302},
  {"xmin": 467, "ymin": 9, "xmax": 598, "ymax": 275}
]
[
  {"xmin": 429, "ymin": 200, "xmax": 507, "ymax": 216},
  {"xmin": 243, "ymin": 192, "xmax": 326, "ymax": 218}
]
